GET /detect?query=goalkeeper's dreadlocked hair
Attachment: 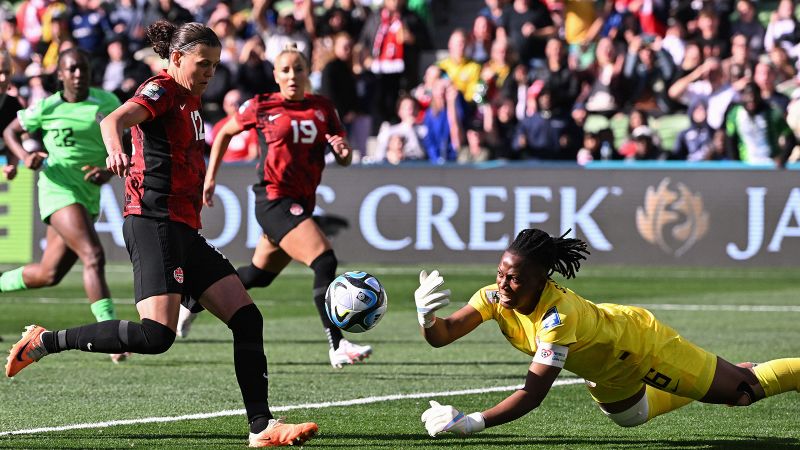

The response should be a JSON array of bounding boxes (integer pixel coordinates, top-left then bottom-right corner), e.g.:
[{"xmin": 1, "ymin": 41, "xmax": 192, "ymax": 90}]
[{"xmin": 507, "ymin": 229, "xmax": 590, "ymax": 279}]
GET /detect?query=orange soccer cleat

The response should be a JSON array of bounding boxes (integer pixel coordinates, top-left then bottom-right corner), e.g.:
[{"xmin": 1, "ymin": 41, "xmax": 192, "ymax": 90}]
[
  {"xmin": 248, "ymin": 418, "xmax": 319, "ymax": 447},
  {"xmin": 5, "ymin": 325, "xmax": 49, "ymax": 377}
]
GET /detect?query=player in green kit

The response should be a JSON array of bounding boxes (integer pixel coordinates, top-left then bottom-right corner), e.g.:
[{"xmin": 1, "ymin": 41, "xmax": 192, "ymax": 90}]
[{"xmin": 1, "ymin": 48, "xmax": 126, "ymax": 363}]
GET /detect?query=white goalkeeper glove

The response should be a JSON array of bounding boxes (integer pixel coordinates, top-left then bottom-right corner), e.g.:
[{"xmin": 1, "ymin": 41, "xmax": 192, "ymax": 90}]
[
  {"xmin": 414, "ymin": 270, "xmax": 450, "ymax": 328},
  {"xmin": 421, "ymin": 400, "xmax": 485, "ymax": 437}
]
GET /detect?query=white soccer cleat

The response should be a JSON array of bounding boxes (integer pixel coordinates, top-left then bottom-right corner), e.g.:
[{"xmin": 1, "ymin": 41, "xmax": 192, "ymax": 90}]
[
  {"xmin": 176, "ymin": 305, "xmax": 199, "ymax": 338},
  {"xmin": 328, "ymin": 339, "xmax": 372, "ymax": 368}
]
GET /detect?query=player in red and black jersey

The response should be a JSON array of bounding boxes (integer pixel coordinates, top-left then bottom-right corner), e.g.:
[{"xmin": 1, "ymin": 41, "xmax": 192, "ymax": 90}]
[
  {"xmin": 4, "ymin": 22, "xmax": 317, "ymax": 448},
  {"xmin": 199, "ymin": 43, "xmax": 371, "ymax": 369}
]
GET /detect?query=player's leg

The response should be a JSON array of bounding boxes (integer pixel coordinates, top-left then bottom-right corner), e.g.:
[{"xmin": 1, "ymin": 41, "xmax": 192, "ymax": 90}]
[
  {"xmin": 240, "ymin": 235, "xmax": 291, "ymax": 288},
  {"xmin": 186, "ymin": 234, "xmax": 316, "ymax": 446},
  {"xmin": 700, "ymin": 356, "xmax": 800, "ymax": 405},
  {"xmin": 5, "ymin": 216, "xmax": 185, "ymax": 377},
  {"xmin": 0, "ymin": 225, "xmax": 77, "ymax": 292},
  {"xmin": 280, "ymin": 216, "xmax": 372, "ymax": 367},
  {"xmin": 590, "ymin": 380, "xmax": 694, "ymax": 427}
]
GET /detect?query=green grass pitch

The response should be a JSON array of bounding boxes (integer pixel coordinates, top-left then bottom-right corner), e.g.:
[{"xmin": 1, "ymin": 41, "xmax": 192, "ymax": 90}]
[{"xmin": 1, "ymin": 263, "xmax": 799, "ymax": 449}]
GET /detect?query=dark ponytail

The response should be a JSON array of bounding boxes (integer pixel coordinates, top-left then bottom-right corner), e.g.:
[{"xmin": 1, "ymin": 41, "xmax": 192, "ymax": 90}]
[
  {"xmin": 507, "ymin": 229, "xmax": 590, "ymax": 279},
  {"xmin": 146, "ymin": 20, "xmax": 221, "ymax": 59}
]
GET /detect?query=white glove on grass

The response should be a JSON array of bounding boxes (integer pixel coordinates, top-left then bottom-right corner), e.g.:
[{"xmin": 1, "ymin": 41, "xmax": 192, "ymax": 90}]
[
  {"xmin": 421, "ymin": 400, "xmax": 485, "ymax": 437},
  {"xmin": 414, "ymin": 270, "xmax": 450, "ymax": 328}
]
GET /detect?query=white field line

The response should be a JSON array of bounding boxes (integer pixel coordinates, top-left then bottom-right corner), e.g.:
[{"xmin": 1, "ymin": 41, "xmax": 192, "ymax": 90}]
[
  {"xmin": 0, "ymin": 378, "xmax": 585, "ymax": 437},
  {"xmin": 3, "ymin": 297, "xmax": 800, "ymax": 313}
]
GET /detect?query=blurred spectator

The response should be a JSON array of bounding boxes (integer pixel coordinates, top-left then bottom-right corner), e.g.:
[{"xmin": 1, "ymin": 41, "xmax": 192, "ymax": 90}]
[
  {"xmin": 38, "ymin": 7, "xmax": 71, "ymax": 74},
  {"xmin": 317, "ymin": 0, "xmax": 370, "ymax": 39},
  {"xmin": 753, "ymin": 60, "xmax": 790, "ymax": 112},
  {"xmin": 259, "ymin": 1, "xmax": 312, "ymax": 64},
  {"xmin": 668, "ymin": 57, "xmax": 735, "ymax": 129},
  {"xmin": 483, "ymin": 95, "xmax": 518, "ymax": 159},
  {"xmin": 622, "ymin": 35, "xmax": 676, "ymax": 115},
  {"xmin": 1, "ymin": 16, "xmax": 32, "ymax": 77},
  {"xmin": 731, "ymin": 0, "xmax": 765, "ymax": 54},
  {"xmin": 359, "ymin": 0, "xmax": 431, "ymax": 132},
  {"xmin": 578, "ymin": 37, "xmax": 625, "ymax": 116},
  {"xmin": 478, "ymin": 0, "xmax": 505, "ymax": 27},
  {"xmin": 764, "ymin": 0, "xmax": 797, "ymax": 56},
  {"xmin": 109, "ymin": 0, "xmax": 147, "ymax": 52},
  {"xmin": 0, "ymin": 49, "xmax": 22, "ymax": 176},
  {"xmin": 374, "ymin": 94, "xmax": 425, "ymax": 162},
  {"xmin": 497, "ymin": 0, "xmax": 556, "ymax": 69},
  {"xmin": 480, "ymin": 39, "xmax": 513, "ymax": 105},
  {"xmin": 723, "ymin": 33, "xmax": 755, "ymax": 77},
  {"xmin": 384, "ymin": 133, "xmax": 408, "ymax": 164},
  {"xmin": 543, "ymin": 37, "xmax": 580, "ymax": 115},
  {"xmin": 563, "ymin": 0, "xmax": 603, "ymax": 51},
  {"xmin": 102, "ymin": 34, "xmax": 152, "ymax": 102},
  {"xmin": 438, "ymin": 28, "xmax": 481, "ymax": 103},
  {"xmin": 725, "ymin": 82, "xmax": 795, "ymax": 166},
  {"xmin": 208, "ymin": 89, "xmax": 258, "ymax": 163},
  {"xmin": 768, "ymin": 46, "xmax": 797, "ymax": 84},
  {"xmin": 411, "ymin": 64, "xmax": 442, "ymax": 118},
  {"xmin": 695, "ymin": 7, "xmax": 728, "ymax": 59},
  {"xmin": 15, "ymin": 0, "xmax": 49, "ymax": 46},
  {"xmin": 422, "ymin": 78, "xmax": 464, "ymax": 163},
  {"xmin": 707, "ymin": 128, "xmax": 730, "ymax": 160},
  {"xmin": 202, "ymin": 62, "xmax": 235, "ymax": 125},
  {"xmin": 320, "ymin": 33, "xmax": 363, "ymax": 150},
  {"xmin": 211, "ymin": 11, "xmax": 244, "ymax": 78},
  {"xmin": 467, "ymin": 15, "xmax": 495, "ymax": 64},
  {"xmin": 673, "ymin": 39, "xmax": 702, "ymax": 80},
  {"xmin": 576, "ymin": 128, "xmax": 622, "ymax": 165},
  {"xmin": 513, "ymin": 86, "xmax": 581, "ymax": 160},
  {"xmin": 236, "ymin": 36, "xmax": 278, "ymax": 99},
  {"xmin": 457, "ymin": 127, "xmax": 491, "ymax": 163},
  {"xmin": 143, "ymin": 0, "xmax": 193, "ymax": 27},
  {"xmin": 618, "ymin": 108, "xmax": 653, "ymax": 158},
  {"xmin": 672, "ymin": 100, "xmax": 714, "ymax": 161},
  {"xmin": 661, "ymin": 19, "xmax": 687, "ymax": 66},
  {"xmin": 628, "ymin": 125, "xmax": 663, "ymax": 160},
  {"xmin": 69, "ymin": 0, "xmax": 113, "ymax": 59}
]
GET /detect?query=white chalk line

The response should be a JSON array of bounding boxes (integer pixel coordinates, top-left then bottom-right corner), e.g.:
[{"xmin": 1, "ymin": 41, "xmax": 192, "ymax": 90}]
[{"xmin": 0, "ymin": 378, "xmax": 585, "ymax": 437}]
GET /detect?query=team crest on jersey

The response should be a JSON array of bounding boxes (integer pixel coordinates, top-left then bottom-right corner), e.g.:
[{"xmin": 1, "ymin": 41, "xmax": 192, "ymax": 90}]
[
  {"xmin": 541, "ymin": 306, "xmax": 562, "ymax": 330},
  {"xmin": 314, "ymin": 109, "xmax": 325, "ymax": 122},
  {"xmin": 141, "ymin": 82, "xmax": 165, "ymax": 101},
  {"xmin": 289, "ymin": 203, "xmax": 304, "ymax": 216},
  {"xmin": 485, "ymin": 289, "xmax": 500, "ymax": 304},
  {"xmin": 173, "ymin": 267, "xmax": 184, "ymax": 284}
]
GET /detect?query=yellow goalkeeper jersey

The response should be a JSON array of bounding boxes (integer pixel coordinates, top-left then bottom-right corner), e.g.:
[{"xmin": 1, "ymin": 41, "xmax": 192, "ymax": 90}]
[{"xmin": 468, "ymin": 279, "xmax": 714, "ymax": 393}]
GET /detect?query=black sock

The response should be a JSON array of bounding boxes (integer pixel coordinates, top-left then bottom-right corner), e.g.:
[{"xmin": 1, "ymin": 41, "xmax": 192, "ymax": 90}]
[
  {"xmin": 227, "ymin": 303, "xmax": 273, "ymax": 433},
  {"xmin": 40, "ymin": 319, "xmax": 175, "ymax": 354},
  {"xmin": 310, "ymin": 250, "xmax": 343, "ymax": 350},
  {"xmin": 237, "ymin": 264, "xmax": 279, "ymax": 289}
]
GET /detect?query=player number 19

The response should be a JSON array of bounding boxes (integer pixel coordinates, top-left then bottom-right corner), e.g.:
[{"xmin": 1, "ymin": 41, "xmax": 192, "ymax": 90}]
[{"xmin": 290, "ymin": 119, "xmax": 317, "ymax": 144}]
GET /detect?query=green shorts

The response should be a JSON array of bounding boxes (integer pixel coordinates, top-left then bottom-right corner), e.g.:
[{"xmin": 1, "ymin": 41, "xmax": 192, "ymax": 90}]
[{"xmin": 38, "ymin": 171, "xmax": 100, "ymax": 223}]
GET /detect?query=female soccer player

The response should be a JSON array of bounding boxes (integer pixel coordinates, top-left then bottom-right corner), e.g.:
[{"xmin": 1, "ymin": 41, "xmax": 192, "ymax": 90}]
[
  {"xmin": 416, "ymin": 228, "xmax": 800, "ymax": 436},
  {"xmin": 1, "ymin": 48, "xmax": 126, "ymax": 362},
  {"xmin": 0, "ymin": 49, "xmax": 22, "ymax": 180},
  {"xmin": 4, "ymin": 21, "xmax": 317, "ymax": 448},
  {"xmin": 198, "ymin": 43, "xmax": 371, "ymax": 369}
]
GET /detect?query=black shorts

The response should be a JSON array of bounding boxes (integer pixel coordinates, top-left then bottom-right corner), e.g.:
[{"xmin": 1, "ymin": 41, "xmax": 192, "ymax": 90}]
[
  {"xmin": 122, "ymin": 215, "xmax": 236, "ymax": 305},
  {"xmin": 253, "ymin": 190, "xmax": 313, "ymax": 244}
]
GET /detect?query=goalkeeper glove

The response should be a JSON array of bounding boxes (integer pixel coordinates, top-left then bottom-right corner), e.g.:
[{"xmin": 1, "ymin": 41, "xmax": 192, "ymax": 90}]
[
  {"xmin": 414, "ymin": 270, "xmax": 450, "ymax": 328},
  {"xmin": 421, "ymin": 400, "xmax": 485, "ymax": 437}
]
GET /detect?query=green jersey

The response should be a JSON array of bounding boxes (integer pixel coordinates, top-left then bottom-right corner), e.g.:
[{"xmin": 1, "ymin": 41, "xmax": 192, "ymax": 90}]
[{"xmin": 18, "ymin": 88, "xmax": 121, "ymax": 221}]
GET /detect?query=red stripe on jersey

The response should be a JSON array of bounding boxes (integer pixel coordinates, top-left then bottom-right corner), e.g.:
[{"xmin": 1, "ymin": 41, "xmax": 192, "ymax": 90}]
[
  {"xmin": 125, "ymin": 71, "xmax": 206, "ymax": 229},
  {"xmin": 236, "ymin": 92, "xmax": 345, "ymax": 209}
]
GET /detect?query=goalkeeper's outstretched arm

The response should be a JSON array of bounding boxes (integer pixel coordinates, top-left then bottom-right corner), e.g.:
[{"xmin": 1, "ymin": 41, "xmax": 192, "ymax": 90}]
[
  {"xmin": 415, "ymin": 269, "xmax": 482, "ymax": 347},
  {"xmin": 481, "ymin": 361, "xmax": 561, "ymax": 427},
  {"xmin": 422, "ymin": 304, "xmax": 482, "ymax": 348}
]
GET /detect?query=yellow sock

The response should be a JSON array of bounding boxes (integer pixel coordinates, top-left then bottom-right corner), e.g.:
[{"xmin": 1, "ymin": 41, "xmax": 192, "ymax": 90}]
[
  {"xmin": 645, "ymin": 385, "xmax": 694, "ymax": 420},
  {"xmin": 753, "ymin": 358, "xmax": 800, "ymax": 397}
]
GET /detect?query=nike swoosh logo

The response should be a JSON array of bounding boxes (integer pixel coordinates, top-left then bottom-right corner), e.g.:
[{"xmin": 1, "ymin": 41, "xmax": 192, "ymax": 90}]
[
  {"xmin": 263, "ymin": 373, "xmax": 268, "ymax": 379},
  {"xmin": 180, "ymin": 104, "xmax": 186, "ymax": 110},
  {"xmin": 334, "ymin": 308, "xmax": 349, "ymax": 324},
  {"xmin": 15, "ymin": 341, "xmax": 30, "ymax": 362},
  {"xmin": 268, "ymin": 114, "xmax": 281, "ymax": 121},
  {"xmin": 87, "ymin": 343, "xmax": 93, "ymax": 351}
]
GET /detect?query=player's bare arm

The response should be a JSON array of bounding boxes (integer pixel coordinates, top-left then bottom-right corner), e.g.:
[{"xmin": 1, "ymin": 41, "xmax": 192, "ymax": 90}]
[
  {"xmin": 205, "ymin": 116, "xmax": 245, "ymax": 207},
  {"xmin": 101, "ymin": 102, "xmax": 151, "ymax": 177},
  {"xmin": 482, "ymin": 362, "xmax": 561, "ymax": 427},
  {"xmin": 3, "ymin": 118, "xmax": 47, "ymax": 170},
  {"xmin": 422, "ymin": 304, "xmax": 482, "ymax": 347},
  {"xmin": 326, "ymin": 133, "xmax": 353, "ymax": 167}
]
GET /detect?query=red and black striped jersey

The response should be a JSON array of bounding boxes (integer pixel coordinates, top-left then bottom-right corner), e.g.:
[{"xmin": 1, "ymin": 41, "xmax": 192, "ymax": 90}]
[
  {"xmin": 124, "ymin": 71, "xmax": 206, "ymax": 229},
  {"xmin": 235, "ymin": 92, "xmax": 344, "ymax": 210}
]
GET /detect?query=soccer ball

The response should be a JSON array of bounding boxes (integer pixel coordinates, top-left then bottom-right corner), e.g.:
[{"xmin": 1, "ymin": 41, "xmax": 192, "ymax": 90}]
[{"xmin": 325, "ymin": 271, "xmax": 387, "ymax": 333}]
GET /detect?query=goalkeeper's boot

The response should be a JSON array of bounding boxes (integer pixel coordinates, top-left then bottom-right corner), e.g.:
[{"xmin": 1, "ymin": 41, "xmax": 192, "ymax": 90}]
[
  {"xmin": 176, "ymin": 305, "xmax": 199, "ymax": 338},
  {"xmin": 5, "ymin": 325, "xmax": 48, "ymax": 377},
  {"xmin": 248, "ymin": 418, "xmax": 318, "ymax": 447},
  {"xmin": 329, "ymin": 339, "xmax": 372, "ymax": 368}
]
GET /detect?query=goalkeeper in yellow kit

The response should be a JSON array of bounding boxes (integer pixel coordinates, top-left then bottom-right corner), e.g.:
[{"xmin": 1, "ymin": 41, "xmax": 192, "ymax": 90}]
[{"xmin": 416, "ymin": 228, "xmax": 800, "ymax": 436}]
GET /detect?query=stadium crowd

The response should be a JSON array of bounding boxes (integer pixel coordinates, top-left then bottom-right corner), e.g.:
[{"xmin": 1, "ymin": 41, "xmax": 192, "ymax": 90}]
[{"xmin": 1, "ymin": 0, "xmax": 800, "ymax": 167}]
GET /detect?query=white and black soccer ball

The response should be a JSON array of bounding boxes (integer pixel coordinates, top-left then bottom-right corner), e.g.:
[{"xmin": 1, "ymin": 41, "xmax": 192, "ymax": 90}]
[{"xmin": 325, "ymin": 271, "xmax": 387, "ymax": 333}]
